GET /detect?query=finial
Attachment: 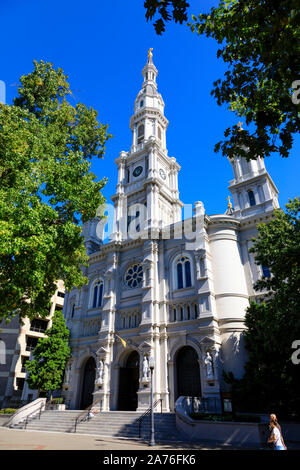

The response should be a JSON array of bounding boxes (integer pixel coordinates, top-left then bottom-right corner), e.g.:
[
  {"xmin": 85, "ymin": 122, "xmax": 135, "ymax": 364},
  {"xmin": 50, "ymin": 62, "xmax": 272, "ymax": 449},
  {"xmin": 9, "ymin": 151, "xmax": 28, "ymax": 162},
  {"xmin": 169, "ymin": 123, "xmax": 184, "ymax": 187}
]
[
  {"xmin": 148, "ymin": 48, "xmax": 153, "ymax": 61},
  {"xmin": 227, "ymin": 195, "xmax": 232, "ymax": 208},
  {"xmin": 237, "ymin": 121, "xmax": 243, "ymax": 131}
]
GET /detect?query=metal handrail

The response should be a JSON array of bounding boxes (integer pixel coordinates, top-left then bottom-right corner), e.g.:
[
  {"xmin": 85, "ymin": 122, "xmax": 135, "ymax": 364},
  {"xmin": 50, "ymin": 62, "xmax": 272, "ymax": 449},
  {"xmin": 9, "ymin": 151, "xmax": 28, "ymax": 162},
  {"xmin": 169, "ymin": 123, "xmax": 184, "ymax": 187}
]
[
  {"xmin": 8, "ymin": 398, "xmax": 44, "ymax": 423},
  {"xmin": 137, "ymin": 398, "xmax": 163, "ymax": 438},
  {"xmin": 24, "ymin": 402, "xmax": 44, "ymax": 429},
  {"xmin": 74, "ymin": 399, "xmax": 102, "ymax": 433}
]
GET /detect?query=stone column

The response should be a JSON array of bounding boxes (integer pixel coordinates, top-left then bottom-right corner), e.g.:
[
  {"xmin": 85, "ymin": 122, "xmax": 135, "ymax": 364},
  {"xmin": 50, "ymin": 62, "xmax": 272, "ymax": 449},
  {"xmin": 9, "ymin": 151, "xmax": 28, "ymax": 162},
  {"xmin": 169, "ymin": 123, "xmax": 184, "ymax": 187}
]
[{"xmin": 92, "ymin": 346, "xmax": 111, "ymax": 411}]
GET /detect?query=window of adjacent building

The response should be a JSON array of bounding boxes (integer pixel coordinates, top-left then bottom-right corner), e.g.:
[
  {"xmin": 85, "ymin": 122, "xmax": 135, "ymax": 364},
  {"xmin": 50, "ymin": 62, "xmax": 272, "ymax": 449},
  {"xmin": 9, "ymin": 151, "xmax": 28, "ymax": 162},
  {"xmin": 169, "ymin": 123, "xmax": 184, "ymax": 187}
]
[
  {"xmin": 21, "ymin": 356, "xmax": 28, "ymax": 373},
  {"xmin": 176, "ymin": 256, "xmax": 192, "ymax": 289},
  {"xmin": 92, "ymin": 280, "xmax": 104, "ymax": 308},
  {"xmin": 57, "ymin": 291, "xmax": 65, "ymax": 298},
  {"xmin": 30, "ymin": 318, "xmax": 48, "ymax": 333},
  {"xmin": 26, "ymin": 336, "xmax": 39, "ymax": 352},
  {"xmin": 137, "ymin": 124, "xmax": 144, "ymax": 144},
  {"xmin": 16, "ymin": 377, "xmax": 25, "ymax": 391},
  {"xmin": 248, "ymin": 190, "xmax": 256, "ymax": 207}
]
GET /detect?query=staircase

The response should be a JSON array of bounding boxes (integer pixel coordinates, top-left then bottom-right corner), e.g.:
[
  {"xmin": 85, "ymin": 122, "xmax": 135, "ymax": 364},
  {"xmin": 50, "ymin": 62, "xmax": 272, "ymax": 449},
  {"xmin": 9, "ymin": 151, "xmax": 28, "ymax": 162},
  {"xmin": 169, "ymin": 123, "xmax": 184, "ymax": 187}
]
[{"xmin": 11, "ymin": 410, "xmax": 184, "ymax": 442}]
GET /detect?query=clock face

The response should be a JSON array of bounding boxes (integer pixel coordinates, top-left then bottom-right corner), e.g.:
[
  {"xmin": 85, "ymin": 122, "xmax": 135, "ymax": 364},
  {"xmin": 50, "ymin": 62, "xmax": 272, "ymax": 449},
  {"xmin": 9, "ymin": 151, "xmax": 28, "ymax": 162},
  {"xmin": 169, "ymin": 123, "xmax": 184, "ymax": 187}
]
[
  {"xmin": 159, "ymin": 168, "xmax": 166, "ymax": 180},
  {"xmin": 133, "ymin": 166, "xmax": 143, "ymax": 177}
]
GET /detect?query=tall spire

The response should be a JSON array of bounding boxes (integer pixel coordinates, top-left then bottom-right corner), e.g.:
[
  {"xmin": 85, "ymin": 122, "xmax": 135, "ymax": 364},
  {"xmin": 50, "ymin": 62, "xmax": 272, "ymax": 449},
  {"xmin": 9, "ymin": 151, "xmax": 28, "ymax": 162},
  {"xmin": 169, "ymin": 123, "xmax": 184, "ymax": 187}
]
[
  {"xmin": 141, "ymin": 48, "xmax": 158, "ymax": 90},
  {"xmin": 130, "ymin": 49, "xmax": 168, "ymax": 153}
]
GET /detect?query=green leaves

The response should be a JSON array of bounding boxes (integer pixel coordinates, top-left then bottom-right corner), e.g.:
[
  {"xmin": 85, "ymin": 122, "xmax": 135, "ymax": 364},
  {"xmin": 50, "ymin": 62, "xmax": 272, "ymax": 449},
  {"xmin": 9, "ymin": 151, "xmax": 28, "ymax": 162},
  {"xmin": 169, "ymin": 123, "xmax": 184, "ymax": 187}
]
[
  {"xmin": 0, "ymin": 61, "xmax": 111, "ymax": 322},
  {"xmin": 144, "ymin": 0, "xmax": 190, "ymax": 34},
  {"xmin": 190, "ymin": 0, "xmax": 300, "ymax": 160},
  {"xmin": 230, "ymin": 198, "xmax": 300, "ymax": 417},
  {"xmin": 145, "ymin": 0, "xmax": 300, "ymax": 159}
]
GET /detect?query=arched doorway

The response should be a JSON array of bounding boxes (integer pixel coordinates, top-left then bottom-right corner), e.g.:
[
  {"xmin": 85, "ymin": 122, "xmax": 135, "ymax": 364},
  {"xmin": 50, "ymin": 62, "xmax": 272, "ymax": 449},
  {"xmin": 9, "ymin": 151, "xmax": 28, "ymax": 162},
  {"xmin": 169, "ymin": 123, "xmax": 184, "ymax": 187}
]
[
  {"xmin": 176, "ymin": 346, "xmax": 201, "ymax": 399},
  {"xmin": 118, "ymin": 351, "xmax": 140, "ymax": 411},
  {"xmin": 80, "ymin": 357, "xmax": 96, "ymax": 409}
]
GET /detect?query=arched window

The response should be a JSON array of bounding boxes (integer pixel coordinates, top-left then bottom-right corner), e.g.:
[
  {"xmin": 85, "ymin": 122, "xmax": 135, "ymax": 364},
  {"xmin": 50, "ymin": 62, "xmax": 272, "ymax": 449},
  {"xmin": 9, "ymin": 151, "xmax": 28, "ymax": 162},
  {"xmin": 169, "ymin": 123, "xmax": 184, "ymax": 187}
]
[
  {"xmin": 158, "ymin": 126, "xmax": 162, "ymax": 141},
  {"xmin": 262, "ymin": 265, "xmax": 271, "ymax": 278},
  {"xmin": 71, "ymin": 304, "xmax": 75, "ymax": 318},
  {"xmin": 176, "ymin": 256, "xmax": 192, "ymax": 289},
  {"xmin": 137, "ymin": 124, "xmax": 144, "ymax": 144},
  {"xmin": 91, "ymin": 280, "xmax": 103, "ymax": 308},
  {"xmin": 248, "ymin": 190, "xmax": 256, "ymax": 207},
  {"xmin": 187, "ymin": 305, "xmax": 191, "ymax": 320},
  {"xmin": 140, "ymin": 100, "xmax": 144, "ymax": 108}
]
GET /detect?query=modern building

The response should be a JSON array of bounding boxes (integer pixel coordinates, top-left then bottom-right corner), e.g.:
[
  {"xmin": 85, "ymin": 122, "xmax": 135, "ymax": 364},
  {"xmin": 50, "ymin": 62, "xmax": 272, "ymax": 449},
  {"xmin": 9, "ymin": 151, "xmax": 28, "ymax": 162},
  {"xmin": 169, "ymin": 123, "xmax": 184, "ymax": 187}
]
[
  {"xmin": 0, "ymin": 280, "xmax": 65, "ymax": 408},
  {"xmin": 62, "ymin": 51, "xmax": 279, "ymax": 412}
]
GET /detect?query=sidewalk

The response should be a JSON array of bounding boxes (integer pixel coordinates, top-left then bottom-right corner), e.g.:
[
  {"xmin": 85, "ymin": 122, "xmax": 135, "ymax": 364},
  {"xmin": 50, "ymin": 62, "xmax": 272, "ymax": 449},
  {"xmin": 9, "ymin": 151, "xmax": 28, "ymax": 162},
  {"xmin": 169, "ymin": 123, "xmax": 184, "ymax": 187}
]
[{"xmin": 0, "ymin": 427, "xmax": 244, "ymax": 450}]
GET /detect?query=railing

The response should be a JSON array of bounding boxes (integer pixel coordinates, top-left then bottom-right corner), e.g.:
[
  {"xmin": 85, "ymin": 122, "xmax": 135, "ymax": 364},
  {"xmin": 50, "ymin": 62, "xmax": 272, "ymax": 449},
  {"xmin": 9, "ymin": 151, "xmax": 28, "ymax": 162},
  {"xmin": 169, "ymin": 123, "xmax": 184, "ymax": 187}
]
[
  {"xmin": 5, "ymin": 398, "xmax": 46, "ymax": 428},
  {"xmin": 24, "ymin": 402, "xmax": 44, "ymax": 429},
  {"xmin": 176, "ymin": 396, "xmax": 222, "ymax": 416},
  {"xmin": 74, "ymin": 399, "xmax": 102, "ymax": 433},
  {"xmin": 137, "ymin": 399, "xmax": 163, "ymax": 439}
]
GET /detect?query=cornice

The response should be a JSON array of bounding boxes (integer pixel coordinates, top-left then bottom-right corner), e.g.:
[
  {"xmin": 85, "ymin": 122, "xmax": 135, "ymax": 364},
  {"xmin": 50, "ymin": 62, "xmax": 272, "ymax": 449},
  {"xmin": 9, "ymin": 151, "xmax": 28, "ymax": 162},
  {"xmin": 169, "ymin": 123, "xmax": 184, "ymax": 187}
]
[{"xmin": 130, "ymin": 107, "xmax": 169, "ymax": 129}]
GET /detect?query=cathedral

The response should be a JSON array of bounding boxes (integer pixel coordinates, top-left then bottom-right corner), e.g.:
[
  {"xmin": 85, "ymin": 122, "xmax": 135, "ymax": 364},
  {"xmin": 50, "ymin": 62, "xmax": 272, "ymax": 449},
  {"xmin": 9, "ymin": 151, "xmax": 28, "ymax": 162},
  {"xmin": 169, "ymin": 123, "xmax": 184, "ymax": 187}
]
[{"xmin": 62, "ymin": 50, "xmax": 279, "ymax": 412}]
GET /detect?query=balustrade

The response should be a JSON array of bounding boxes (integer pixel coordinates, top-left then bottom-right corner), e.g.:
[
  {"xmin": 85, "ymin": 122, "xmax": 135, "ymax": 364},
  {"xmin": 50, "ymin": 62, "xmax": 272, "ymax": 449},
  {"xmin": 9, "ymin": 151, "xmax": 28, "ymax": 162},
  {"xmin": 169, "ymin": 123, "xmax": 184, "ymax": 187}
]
[
  {"xmin": 118, "ymin": 312, "xmax": 141, "ymax": 330},
  {"xmin": 82, "ymin": 316, "xmax": 102, "ymax": 337},
  {"xmin": 168, "ymin": 302, "xmax": 199, "ymax": 323}
]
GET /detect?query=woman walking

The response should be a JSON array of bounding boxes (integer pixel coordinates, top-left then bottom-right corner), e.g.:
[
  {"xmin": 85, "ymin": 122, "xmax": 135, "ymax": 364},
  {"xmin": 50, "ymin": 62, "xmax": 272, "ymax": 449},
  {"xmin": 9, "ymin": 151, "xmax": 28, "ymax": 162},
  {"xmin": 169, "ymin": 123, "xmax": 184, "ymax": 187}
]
[{"xmin": 268, "ymin": 414, "xmax": 287, "ymax": 450}]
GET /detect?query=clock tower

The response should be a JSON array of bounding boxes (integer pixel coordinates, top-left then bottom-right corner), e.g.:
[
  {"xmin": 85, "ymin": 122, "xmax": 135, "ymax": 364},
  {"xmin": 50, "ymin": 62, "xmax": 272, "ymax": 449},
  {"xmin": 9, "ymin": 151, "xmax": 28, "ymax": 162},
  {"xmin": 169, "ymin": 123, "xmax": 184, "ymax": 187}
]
[{"xmin": 111, "ymin": 50, "xmax": 183, "ymax": 240}]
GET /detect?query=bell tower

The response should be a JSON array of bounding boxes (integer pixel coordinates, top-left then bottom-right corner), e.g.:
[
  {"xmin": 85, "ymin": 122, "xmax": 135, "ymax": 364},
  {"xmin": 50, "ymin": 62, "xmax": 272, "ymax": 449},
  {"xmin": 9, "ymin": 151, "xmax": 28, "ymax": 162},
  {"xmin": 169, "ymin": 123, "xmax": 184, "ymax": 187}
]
[
  {"xmin": 111, "ymin": 50, "xmax": 183, "ymax": 240},
  {"xmin": 228, "ymin": 153, "xmax": 279, "ymax": 219}
]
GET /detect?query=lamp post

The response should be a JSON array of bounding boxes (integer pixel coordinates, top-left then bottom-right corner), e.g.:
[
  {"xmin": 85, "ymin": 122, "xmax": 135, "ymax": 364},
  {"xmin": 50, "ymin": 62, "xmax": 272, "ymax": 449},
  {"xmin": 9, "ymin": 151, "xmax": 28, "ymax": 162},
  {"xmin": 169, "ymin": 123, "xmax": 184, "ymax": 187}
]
[{"xmin": 149, "ymin": 356, "xmax": 155, "ymax": 446}]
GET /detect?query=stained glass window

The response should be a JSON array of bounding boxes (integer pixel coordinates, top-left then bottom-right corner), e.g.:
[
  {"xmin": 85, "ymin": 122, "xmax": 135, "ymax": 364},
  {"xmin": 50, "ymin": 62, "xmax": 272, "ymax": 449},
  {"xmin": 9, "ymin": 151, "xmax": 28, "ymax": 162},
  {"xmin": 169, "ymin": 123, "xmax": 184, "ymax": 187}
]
[
  {"xmin": 176, "ymin": 256, "xmax": 192, "ymax": 289},
  {"xmin": 125, "ymin": 264, "xmax": 143, "ymax": 288},
  {"xmin": 92, "ymin": 280, "xmax": 103, "ymax": 308}
]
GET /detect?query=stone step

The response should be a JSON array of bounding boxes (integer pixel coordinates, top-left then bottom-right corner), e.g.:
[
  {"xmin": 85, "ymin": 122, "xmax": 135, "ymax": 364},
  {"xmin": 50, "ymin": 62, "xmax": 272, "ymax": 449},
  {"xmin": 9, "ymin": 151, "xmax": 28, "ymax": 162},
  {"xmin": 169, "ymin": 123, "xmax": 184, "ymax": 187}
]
[{"xmin": 16, "ymin": 409, "xmax": 183, "ymax": 442}]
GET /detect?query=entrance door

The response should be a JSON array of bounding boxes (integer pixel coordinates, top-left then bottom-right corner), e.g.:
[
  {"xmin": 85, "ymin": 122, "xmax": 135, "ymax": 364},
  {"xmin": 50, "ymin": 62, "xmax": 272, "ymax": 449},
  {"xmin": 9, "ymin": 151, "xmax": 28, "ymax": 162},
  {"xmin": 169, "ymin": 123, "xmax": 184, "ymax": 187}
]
[
  {"xmin": 80, "ymin": 357, "xmax": 96, "ymax": 409},
  {"xmin": 176, "ymin": 346, "xmax": 201, "ymax": 399},
  {"xmin": 118, "ymin": 351, "xmax": 139, "ymax": 411}
]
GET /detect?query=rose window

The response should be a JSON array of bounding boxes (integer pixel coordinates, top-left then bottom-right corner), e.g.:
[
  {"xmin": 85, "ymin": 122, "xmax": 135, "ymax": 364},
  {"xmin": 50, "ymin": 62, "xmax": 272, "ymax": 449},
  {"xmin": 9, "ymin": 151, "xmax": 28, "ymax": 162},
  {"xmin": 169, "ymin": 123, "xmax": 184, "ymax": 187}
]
[{"xmin": 125, "ymin": 264, "xmax": 143, "ymax": 288}]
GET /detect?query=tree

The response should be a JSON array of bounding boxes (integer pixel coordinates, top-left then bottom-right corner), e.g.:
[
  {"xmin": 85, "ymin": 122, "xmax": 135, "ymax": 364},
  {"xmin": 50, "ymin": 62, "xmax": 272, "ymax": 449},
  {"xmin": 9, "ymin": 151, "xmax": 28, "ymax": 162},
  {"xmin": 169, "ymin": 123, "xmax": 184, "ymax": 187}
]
[
  {"xmin": 25, "ymin": 309, "xmax": 71, "ymax": 402},
  {"xmin": 145, "ymin": 1, "xmax": 300, "ymax": 160},
  {"xmin": 144, "ymin": 0, "xmax": 190, "ymax": 34},
  {"xmin": 0, "ymin": 60, "xmax": 111, "ymax": 322},
  {"xmin": 225, "ymin": 197, "xmax": 300, "ymax": 418}
]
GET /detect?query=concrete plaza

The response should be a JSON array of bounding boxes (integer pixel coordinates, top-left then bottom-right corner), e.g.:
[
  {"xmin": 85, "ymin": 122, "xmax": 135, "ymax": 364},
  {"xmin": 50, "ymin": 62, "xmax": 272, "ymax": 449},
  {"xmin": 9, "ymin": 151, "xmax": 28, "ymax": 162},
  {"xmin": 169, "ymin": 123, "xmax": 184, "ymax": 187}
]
[{"xmin": 0, "ymin": 427, "xmax": 239, "ymax": 451}]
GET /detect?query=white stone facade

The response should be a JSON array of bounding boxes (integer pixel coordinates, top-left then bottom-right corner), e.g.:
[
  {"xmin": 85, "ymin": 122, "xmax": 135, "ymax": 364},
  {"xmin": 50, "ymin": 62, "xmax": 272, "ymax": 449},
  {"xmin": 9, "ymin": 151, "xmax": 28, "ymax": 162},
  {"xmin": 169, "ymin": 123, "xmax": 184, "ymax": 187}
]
[{"xmin": 62, "ymin": 52, "xmax": 279, "ymax": 412}]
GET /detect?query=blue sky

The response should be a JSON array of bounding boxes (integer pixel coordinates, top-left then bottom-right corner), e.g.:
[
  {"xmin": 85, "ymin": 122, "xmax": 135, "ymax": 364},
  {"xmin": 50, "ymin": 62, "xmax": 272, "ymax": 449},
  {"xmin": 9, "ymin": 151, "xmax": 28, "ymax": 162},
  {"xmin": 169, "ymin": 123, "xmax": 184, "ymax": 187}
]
[{"xmin": 1, "ymin": 0, "xmax": 299, "ymax": 216}]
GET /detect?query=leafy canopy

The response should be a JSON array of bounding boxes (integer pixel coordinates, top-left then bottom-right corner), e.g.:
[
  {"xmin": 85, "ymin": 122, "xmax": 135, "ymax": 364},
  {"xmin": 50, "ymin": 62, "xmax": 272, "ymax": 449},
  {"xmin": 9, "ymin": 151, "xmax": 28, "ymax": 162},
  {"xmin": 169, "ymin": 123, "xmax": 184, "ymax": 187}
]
[
  {"xmin": 0, "ymin": 61, "xmax": 111, "ymax": 322},
  {"xmin": 145, "ymin": 0, "xmax": 300, "ymax": 160},
  {"xmin": 226, "ymin": 198, "xmax": 300, "ymax": 417},
  {"xmin": 25, "ymin": 309, "xmax": 71, "ymax": 395}
]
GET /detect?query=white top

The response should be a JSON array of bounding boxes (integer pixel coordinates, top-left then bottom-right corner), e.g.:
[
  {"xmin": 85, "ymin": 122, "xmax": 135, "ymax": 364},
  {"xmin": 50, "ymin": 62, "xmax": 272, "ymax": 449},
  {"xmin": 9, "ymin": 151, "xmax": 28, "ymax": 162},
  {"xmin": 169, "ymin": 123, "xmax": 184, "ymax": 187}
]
[{"xmin": 272, "ymin": 426, "xmax": 284, "ymax": 447}]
